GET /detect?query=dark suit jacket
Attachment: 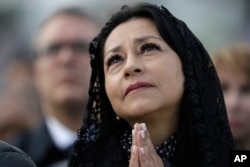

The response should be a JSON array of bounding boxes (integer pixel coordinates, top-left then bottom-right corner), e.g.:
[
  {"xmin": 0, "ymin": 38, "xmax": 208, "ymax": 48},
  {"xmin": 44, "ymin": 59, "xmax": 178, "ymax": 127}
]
[
  {"xmin": 0, "ymin": 140, "xmax": 37, "ymax": 167},
  {"xmin": 9, "ymin": 120, "xmax": 73, "ymax": 167}
]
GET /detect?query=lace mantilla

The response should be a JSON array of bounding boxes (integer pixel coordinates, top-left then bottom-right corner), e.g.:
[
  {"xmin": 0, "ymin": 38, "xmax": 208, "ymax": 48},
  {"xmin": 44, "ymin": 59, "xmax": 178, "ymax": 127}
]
[{"xmin": 120, "ymin": 131, "xmax": 177, "ymax": 166}]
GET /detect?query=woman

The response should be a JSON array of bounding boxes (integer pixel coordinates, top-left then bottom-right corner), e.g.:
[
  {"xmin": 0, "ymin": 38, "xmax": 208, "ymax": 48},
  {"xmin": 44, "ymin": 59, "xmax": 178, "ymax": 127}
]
[
  {"xmin": 212, "ymin": 43, "xmax": 250, "ymax": 150},
  {"xmin": 69, "ymin": 3, "xmax": 234, "ymax": 167}
]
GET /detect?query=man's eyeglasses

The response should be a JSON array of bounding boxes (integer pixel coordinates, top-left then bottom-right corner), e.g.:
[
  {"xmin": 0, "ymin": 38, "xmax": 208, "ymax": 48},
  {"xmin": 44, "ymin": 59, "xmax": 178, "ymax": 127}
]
[{"xmin": 37, "ymin": 41, "xmax": 89, "ymax": 57}]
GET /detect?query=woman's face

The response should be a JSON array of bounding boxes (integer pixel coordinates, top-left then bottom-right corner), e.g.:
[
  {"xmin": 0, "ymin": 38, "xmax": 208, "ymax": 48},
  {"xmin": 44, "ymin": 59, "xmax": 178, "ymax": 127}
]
[
  {"xmin": 103, "ymin": 17, "xmax": 185, "ymax": 125},
  {"xmin": 218, "ymin": 67, "xmax": 250, "ymax": 143}
]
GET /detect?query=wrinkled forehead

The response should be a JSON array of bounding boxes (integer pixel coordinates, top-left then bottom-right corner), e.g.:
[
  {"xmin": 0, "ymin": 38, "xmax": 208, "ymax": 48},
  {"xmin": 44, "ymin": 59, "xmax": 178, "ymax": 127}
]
[
  {"xmin": 90, "ymin": 6, "xmax": 187, "ymax": 72},
  {"xmin": 103, "ymin": 17, "xmax": 159, "ymax": 53}
]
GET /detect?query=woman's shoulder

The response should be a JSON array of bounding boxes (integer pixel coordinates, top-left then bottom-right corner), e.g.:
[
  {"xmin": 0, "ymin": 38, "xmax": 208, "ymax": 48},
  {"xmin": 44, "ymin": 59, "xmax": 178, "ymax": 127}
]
[{"xmin": 0, "ymin": 140, "xmax": 37, "ymax": 167}]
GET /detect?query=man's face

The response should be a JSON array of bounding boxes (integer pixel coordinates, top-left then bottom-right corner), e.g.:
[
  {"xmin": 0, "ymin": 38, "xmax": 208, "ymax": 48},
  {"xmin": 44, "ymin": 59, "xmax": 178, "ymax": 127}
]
[{"xmin": 34, "ymin": 15, "xmax": 98, "ymax": 107}]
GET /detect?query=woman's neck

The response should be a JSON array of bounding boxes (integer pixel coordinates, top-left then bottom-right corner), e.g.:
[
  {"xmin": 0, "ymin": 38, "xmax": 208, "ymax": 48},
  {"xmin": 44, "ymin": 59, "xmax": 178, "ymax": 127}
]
[
  {"xmin": 149, "ymin": 115, "xmax": 178, "ymax": 146},
  {"xmin": 130, "ymin": 108, "xmax": 179, "ymax": 146}
]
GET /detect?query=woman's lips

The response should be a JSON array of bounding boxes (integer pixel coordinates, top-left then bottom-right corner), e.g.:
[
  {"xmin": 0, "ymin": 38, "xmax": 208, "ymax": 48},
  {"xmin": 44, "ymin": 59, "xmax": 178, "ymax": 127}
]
[{"xmin": 125, "ymin": 81, "xmax": 153, "ymax": 96}]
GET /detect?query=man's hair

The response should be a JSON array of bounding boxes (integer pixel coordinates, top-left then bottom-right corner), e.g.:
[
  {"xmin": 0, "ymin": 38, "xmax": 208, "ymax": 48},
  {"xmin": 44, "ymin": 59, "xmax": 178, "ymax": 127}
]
[
  {"xmin": 40, "ymin": 6, "xmax": 98, "ymax": 28},
  {"xmin": 31, "ymin": 6, "xmax": 99, "ymax": 60}
]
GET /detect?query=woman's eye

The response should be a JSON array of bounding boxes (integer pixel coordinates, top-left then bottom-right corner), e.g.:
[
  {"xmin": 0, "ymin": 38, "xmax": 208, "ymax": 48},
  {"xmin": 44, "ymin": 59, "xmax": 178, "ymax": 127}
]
[
  {"xmin": 140, "ymin": 43, "xmax": 160, "ymax": 54},
  {"xmin": 106, "ymin": 55, "xmax": 123, "ymax": 67}
]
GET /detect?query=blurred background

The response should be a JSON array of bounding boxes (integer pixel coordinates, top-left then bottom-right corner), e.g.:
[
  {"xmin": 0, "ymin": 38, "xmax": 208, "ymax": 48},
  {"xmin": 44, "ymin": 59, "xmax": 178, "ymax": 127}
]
[{"xmin": 0, "ymin": 0, "xmax": 249, "ymax": 141}]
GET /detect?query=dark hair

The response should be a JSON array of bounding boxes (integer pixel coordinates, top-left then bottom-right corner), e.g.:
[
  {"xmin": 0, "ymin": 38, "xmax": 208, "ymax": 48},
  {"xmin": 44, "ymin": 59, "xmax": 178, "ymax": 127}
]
[{"xmin": 70, "ymin": 3, "xmax": 233, "ymax": 167}]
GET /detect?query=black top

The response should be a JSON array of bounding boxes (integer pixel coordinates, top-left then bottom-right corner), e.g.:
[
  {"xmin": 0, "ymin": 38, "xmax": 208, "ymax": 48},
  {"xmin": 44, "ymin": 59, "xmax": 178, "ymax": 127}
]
[{"xmin": 0, "ymin": 140, "xmax": 37, "ymax": 167}]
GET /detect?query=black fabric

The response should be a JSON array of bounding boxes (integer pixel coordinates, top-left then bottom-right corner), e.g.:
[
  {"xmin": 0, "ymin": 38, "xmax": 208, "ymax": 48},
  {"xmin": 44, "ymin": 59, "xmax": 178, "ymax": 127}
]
[
  {"xmin": 120, "ymin": 130, "xmax": 177, "ymax": 166},
  {"xmin": 0, "ymin": 140, "xmax": 37, "ymax": 167},
  {"xmin": 69, "ymin": 3, "xmax": 234, "ymax": 167},
  {"xmin": 9, "ymin": 120, "xmax": 73, "ymax": 167}
]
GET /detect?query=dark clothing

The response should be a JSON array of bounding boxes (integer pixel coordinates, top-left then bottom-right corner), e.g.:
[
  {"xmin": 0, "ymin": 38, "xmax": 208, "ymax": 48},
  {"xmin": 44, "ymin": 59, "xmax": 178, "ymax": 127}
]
[
  {"xmin": 0, "ymin": 140, "xmax": 37, "ymax": 167},
  {"xmin": 10, "ymin": 120, "xmax": 73, "ymax": 167}
]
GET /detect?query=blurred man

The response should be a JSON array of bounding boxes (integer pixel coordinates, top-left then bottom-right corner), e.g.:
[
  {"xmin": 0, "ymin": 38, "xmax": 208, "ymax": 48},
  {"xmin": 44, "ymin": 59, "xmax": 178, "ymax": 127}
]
[{"xmin": 10, "ymin": 7, "xmax": 100, "ymax": 167}]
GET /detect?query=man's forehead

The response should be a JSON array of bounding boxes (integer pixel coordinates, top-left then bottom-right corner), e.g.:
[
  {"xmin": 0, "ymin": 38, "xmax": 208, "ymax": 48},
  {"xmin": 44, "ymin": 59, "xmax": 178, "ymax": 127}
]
[{"xmin": 36, "ymin": 15, "xmax": 98, "ymax": 45}]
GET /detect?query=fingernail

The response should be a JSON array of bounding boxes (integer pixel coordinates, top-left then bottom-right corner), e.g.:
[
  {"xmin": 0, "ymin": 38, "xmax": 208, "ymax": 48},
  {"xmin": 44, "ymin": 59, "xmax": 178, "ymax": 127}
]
[
  {"xmin": 140, "ymin": 130, "xmax": 145, "ymax": 139},
  {"xmin": 132, "ymin": 129, "xmax": 135, "ymax": 136},
  {"xmin": 139, "ymin": 147, "xmax": 144, "ymax": 154},
  {"xmin": 141, "ymin": 123, "xmax": 147, "ymax": 131},
  {"xmin": 132, "ymin": 145, "xmax": 137, "ymax": 153}
]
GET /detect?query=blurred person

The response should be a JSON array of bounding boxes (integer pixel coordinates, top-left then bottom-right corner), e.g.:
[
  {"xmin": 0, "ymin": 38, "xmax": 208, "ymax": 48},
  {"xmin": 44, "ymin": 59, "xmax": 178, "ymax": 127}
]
[
  {"xmin": 10, "ymin": 6, "xmax": 100, "ymax": 167},
  {"xmin": 0, "ymin": 140, "xmax": 37, "ymax": 167},
  {"xmin": 69, "ymin": 3, "xmax": 233, "ymax": 167},
  {"xmin": 212, "ymin": 43, "xmax": 250, "ymax": 150},
  {"xmin": 0, "ymin": 58, "xmax": 41, "ymax": 141}
]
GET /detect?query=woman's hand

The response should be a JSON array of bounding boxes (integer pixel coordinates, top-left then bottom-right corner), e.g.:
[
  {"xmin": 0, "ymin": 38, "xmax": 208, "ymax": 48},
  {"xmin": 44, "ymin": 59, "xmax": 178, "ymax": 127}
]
[{"xmin": 129, "ymin": 123, "xmax": 164, "ymax": 167}]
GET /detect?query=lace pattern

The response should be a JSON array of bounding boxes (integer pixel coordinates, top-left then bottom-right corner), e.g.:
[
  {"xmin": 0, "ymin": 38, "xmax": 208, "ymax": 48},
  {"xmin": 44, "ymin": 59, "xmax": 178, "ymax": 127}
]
[{"xmin": 120, "ymin": 131, "xmax": 177, "ymax": 165}]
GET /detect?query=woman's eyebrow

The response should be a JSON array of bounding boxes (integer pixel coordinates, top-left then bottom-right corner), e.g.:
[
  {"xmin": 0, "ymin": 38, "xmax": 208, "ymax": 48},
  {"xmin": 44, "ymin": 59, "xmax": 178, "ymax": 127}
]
[
  {"xmin": 105, "ymin": 45, "xmax": 122, "ymax": 56},
  {"xmin": 105, "ymin": 36, "xmax": 162, "ymax": 56},
  {"xmin": 134, "ymin": 35, "xmax": 163, "ymax": 44}
]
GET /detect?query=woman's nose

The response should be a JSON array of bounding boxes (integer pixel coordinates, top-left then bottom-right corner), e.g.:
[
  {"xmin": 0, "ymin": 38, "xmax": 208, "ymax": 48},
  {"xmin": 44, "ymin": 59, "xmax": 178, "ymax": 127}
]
[
  {"xmin": 123, "ymin": 55, "xmax": 144, "ymax": 78},
  {"xmin": 124, "ymin": 68, "xmax": 142, "ymax": 78}
]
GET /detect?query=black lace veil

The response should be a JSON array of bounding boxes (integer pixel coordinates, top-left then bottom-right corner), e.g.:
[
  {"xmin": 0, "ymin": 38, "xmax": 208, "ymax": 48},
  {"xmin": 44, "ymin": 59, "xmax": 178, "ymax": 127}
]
[{"xmin": 69, "ymin": 3, "xmax": 234, "ymax": 167}]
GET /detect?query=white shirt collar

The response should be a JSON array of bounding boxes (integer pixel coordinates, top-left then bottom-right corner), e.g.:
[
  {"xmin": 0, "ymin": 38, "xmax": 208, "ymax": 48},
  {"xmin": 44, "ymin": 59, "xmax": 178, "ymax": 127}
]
[{"xmin": 45, "ymin": 116, "xmax": 77, "ymax": 150}]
